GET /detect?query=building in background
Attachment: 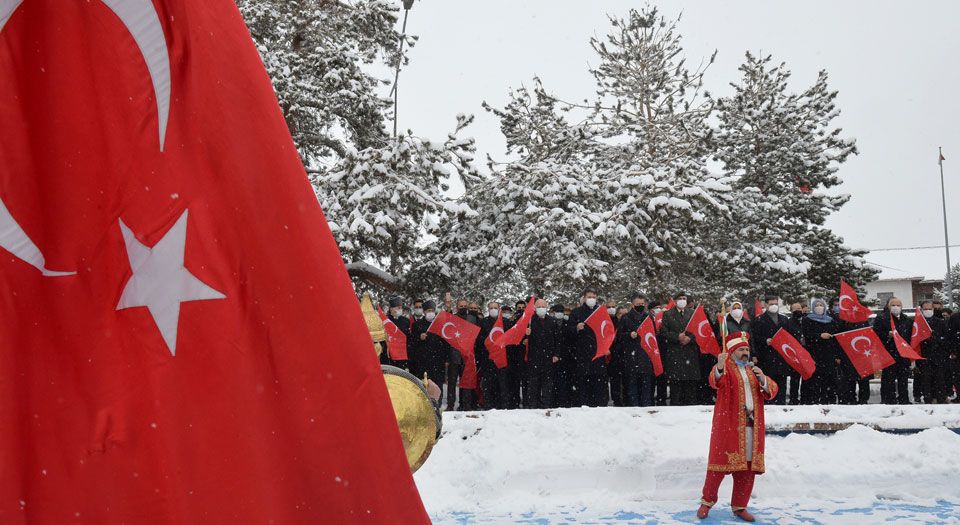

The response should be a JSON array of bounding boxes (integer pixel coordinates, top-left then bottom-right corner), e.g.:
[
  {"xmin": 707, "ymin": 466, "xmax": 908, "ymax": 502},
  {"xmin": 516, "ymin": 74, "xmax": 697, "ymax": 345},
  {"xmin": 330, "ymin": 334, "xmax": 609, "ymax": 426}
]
[{"xmin": 863, "ymin": 276, "xmax": 943, "ymax": 308}]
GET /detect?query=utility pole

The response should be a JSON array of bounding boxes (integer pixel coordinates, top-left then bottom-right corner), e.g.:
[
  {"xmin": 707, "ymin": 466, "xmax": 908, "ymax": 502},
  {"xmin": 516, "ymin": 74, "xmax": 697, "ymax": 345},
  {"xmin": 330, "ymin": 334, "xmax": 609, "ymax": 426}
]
[
  {"xmin": 939, "ymin": 147, "xmax": 953, "ymax": 306},
  {"xmin": 391, "ymin": 0, "xmax": 415, "ymax": 138}
]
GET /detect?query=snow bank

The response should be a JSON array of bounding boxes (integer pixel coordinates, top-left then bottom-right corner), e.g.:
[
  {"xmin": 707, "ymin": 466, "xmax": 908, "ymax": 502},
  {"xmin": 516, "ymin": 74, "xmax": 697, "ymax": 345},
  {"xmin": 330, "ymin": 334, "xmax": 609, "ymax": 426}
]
[{"xmin": 415, "ymin": 406, "xmax": 960, "ymax": 517}]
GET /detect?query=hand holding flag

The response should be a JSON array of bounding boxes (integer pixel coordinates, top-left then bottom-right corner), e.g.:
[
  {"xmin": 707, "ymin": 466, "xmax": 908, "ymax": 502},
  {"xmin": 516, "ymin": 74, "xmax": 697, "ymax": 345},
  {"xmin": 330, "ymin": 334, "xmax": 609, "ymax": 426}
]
[
  {"xmin": 770, "ymin": 328, "xmax": 816, "ymax": 380},
  {"xmin": 584, "ymin": 306, "xmax": 616, "ymax": 360}
]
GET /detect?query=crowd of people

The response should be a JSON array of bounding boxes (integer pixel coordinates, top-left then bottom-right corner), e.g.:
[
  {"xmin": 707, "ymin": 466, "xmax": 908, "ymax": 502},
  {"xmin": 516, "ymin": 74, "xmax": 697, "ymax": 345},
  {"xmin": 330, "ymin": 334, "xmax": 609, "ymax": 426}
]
[{"xmin": 377, "ymin": 288, "xmax": 960, "ymax": 411}]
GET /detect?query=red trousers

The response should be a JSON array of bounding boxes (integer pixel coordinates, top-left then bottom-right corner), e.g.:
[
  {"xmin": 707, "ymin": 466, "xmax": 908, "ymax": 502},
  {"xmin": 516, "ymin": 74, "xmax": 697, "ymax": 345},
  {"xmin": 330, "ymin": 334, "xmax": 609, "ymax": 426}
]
[{"xmin": 700, "ymin": 463, "xmax": 756, "ymax": 510}]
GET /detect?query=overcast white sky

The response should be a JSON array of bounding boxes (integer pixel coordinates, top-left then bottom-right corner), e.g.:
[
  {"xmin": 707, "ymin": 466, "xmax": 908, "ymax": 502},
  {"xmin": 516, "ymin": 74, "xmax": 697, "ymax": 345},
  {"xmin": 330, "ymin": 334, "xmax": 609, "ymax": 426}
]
[{"xmin": 395, "ymin": 0, "xmax": 960, "ymax": 281}]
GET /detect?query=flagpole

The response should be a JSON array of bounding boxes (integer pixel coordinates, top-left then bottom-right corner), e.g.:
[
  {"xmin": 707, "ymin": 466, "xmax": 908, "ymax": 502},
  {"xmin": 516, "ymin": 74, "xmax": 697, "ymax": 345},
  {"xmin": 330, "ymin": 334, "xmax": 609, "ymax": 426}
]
[{"xmin": 939, "ymin": 146, "xmax": 953, "ymax": 306}]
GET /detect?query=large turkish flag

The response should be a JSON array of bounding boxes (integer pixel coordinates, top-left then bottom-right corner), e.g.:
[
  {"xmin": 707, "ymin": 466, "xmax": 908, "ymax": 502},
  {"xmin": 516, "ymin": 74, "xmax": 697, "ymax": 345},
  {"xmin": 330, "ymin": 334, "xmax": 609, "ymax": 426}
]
[
  {"xmin": 835, "ymin": 327, "xmax": 896, "ymax": 378},
  {"xmin": 0, "ymin": 1, "xmax": 428, "ymax": 523}
]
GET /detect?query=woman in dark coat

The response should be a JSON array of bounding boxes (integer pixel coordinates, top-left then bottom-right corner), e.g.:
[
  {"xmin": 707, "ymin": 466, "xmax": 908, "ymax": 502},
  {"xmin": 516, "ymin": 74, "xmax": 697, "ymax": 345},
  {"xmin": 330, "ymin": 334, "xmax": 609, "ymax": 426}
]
[{"xmin": 800, "ymin": 298, "xmax": 841, "ymax": 404}]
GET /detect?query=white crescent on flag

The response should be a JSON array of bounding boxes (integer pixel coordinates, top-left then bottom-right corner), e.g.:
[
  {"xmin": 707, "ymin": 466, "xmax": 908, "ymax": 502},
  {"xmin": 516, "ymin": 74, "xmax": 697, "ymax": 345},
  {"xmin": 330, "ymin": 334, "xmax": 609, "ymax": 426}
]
[
  {"xmin": 440, "ymin": 322, "xmax": 456, "ymax": 340},
  {"xmin": 839, "ymin": 294, "xmax": 856, "ymax": 312},
  {"xmin": 0, "ymin": 0, "xmax": 171, "ymax": 277},
  {"xmin": 488, "ymin": 326, "xmax": 504, "ymax": 343},
  {"xmin": 850, "ymin": 335, "xmax": 871, "ymax": 354},
  {"xmin": 912, "ymin": 323, "xmax": 919, "ymax": 338},
  {"xmin": 697, "ymin": 320, "xmax": 710, "ymax": 338},
  {"xmin": 780, "ymin": 343, "xmax": 800, "ymax": 363},
  {"xmin": 600, "ymin": 320, "xmax": 609, "ymax": 338},
  {"xmin": 644, "ymin": 332, "xmax": 659, "ymax": 354}
]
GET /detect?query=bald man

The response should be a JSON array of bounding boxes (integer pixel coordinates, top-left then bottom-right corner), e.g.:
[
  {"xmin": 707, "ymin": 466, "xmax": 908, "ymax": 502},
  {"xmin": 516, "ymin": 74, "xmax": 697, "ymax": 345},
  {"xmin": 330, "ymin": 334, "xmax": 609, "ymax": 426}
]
[{"xmin": 526, "ymin": 298, "xmax": 562, "ymax": 409}]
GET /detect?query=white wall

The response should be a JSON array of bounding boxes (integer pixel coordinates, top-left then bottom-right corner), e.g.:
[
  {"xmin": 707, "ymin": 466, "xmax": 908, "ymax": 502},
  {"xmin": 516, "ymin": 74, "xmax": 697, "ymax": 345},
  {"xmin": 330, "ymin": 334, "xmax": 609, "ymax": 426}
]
[{"xmin": 864, "ymin": 279, "xmax": 915, "ymax": 307}]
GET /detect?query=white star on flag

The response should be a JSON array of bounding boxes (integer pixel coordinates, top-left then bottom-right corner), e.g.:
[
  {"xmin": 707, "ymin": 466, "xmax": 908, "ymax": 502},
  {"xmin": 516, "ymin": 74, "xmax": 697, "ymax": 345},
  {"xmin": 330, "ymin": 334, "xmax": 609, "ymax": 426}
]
[{"xmin": 117, "ymin": 210, "xmax": 225, "ymax": 356}]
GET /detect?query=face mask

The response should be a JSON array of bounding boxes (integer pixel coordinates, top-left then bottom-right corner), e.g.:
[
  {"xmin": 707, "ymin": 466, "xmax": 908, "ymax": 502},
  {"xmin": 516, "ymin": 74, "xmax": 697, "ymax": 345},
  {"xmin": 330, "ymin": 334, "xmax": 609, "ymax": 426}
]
[
  {"xmin": 735, "ymin": 358, "xmax": 749, "ymax": 368},
  {"xmin": 767, "ymin": 304, "xmax": 779, "ymax": 314},
  {"xmin": 675, "ymin": 299, "xmax": 687, "ymax": 309},
  {"xmin": 634, "ymin": 304, "xmax": 646, "ymax": 312},
  {"xmin": 607, "ymin": 307, "xmax": 617, "ymax": 315},
  {"xmin": 563, "ymin": 314, "xmax": 570, "ymax": 321},
  {"xmin": 390, "ymin": 307, "xmax": 400, "ymax": 317},
  {"xmin": 585, "ymin": 298, "xmax": 597, "ymax": 308},
  {"xmin": 832, "ymin": 305, "xmax": 840, "ymax": 314},
  {"xmin": 731, "ymin": 308, "xmax": 743, "ymax": 319},
  {"xmin": 890, "ymin": 306, "xmax": 902, "ymax": 316},
  {"xmin": 923, "ymin": 309, "xmax": 935, "ymax": 318},
  {"xmin": 488, "ymin": 309, "xmax": 499, "ymax": 318},
  {"xmin": 457, "ymin": 308, "xmax": 468, "ymax": 316},
  {"xmin": 792, "ymin": 311, "xmax": 802, "ymax": 318},
  {"xmin": 413, "ymin": 308, "xmax": 423, "ymax": 317},
  {"xmin": 536, "ymin": 307, "xmax": 548, "ymax": 317},
  {"xmin": 553, "ymin": 312, "xmax": 564, "ymax": 319},
  {"xmin": 425, "ymin": 311, "xmax": 436, "ymax": 321},
  {"xmin": 814, "ymin": 306, "xmax": 825, "ymax": 315}
]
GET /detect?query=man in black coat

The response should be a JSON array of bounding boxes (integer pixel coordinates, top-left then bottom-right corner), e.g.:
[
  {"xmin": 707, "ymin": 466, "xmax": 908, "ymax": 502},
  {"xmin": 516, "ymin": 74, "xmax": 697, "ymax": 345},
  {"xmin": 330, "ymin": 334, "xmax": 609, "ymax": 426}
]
[
  {"xmin": 475, "ymin": 301, "xmax": 505, "ymax": 410},
  {"xmin": 551, "ymin": 304, "xmax": 577, "ymax": 408},
  {"xmin": 918, "ymin": 300, "xmax": 950, "ymax": 403},
  {"xmin": 505, "ymin": 299, "xmax": 529, "ymax": 408},
  {"xmin": 385, "ymin": 296, "xmax": 411, "ymax": 370},
  {"xmin": 566, "ymin": 287, "xmax": 608, "ymax": 407},
  {"xmin": 411, "ymin": 301, "xmax": 446, "ymax": 392},
  {"xmin": 659, "ymin": 292, "xmax": 700, "ymax": 406},
  {"xmin": 526, "ymin": 298, "xmax": 561, "ymax": 409},
  {"xmin": 750, "ymin": 295, "xmax": 802, "ymax": 405},
  {"xmin": 618, "ymin": 293, "xmax": 654, "ymax": 406},
  {"xmin": 872, "ymin": 297, "xmax": 913, "ymax": 404}
]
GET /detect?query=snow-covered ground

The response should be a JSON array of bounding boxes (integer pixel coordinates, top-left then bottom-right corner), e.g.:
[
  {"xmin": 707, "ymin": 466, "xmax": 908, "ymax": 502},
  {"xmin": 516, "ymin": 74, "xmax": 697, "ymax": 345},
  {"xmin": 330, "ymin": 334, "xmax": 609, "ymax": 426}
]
[{"xmin": 415, "ymin": 406, "xmax": 960, "ymax": 524}]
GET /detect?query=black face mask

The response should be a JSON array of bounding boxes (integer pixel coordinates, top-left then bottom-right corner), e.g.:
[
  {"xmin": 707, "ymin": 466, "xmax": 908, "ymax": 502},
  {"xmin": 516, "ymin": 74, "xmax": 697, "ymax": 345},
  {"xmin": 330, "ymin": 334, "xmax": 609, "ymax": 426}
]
[
  {"xmin": 634, "ymin": 304, "xmax": 646, "ymax": 312},
  {"xmin": 792, "ymin": 311, "xmax": 803, "ymax": 319},
  {"xmin": 457, "ymin": 308, "xmax": 469, "ymax": 316}
]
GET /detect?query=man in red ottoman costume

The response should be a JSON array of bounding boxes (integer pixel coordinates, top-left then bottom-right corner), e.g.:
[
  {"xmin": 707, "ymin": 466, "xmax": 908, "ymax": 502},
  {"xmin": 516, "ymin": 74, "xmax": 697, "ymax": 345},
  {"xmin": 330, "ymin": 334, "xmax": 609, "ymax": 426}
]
[{"xmin": 697, "ymin": 332, "xmax": 778, "ymax": 522}]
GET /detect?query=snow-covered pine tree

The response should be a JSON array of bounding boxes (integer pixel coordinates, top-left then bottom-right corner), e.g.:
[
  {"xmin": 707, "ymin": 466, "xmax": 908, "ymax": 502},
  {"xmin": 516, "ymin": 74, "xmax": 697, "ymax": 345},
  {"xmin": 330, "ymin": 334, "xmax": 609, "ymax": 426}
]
[
  {"xmin": 934, "ymin": 263, "xmax": 960, "ymax": 308},
  {"xmin": 445, "ymin": 8, "xmax": 732, "ymax": 302},
  {"xmin": 238, "ymin": 1, "xmax": 480, "ymax": 292},
  {"xmin": 713, "ymin": 52, "xmax": 876, "ymax": 298}
]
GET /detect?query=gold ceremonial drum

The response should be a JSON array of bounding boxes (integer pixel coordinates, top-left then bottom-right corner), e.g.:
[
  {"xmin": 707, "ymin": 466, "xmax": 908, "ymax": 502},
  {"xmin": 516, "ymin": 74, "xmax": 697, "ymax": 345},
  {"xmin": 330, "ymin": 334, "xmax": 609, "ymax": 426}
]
[{"xmin": 381, "ymin": 365, "xmax": 442, "ymax": 472}]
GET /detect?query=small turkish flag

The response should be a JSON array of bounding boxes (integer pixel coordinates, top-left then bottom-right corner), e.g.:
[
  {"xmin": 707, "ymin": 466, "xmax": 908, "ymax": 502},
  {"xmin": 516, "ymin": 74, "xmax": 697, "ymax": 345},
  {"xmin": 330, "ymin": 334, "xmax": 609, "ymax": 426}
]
[
  {"xmin": 835, "ymin": 327, "xmax": 896, "ymax": 378},
  {"xmin": 484, "ymin": 312, "xmax": 508, "ymax": 369},
  {"xmin": 890, "ymin": 317, "xmax": 924, "ymax": 361},
  {"xmin": 754, "ymin": 298, "xmax": 765, "ymax": 318},
  {"xmin": 428, "ymin": 311, "xmax": 480, "ymax": 388},
  {"xmin": 685, "ymin": 304, "xmax": 721, "ymax": 356},
  {"xmin": 0, "ymin": 0, "xmax": 429, "ymax": 522},
  {"xmin": 503, "ymin": 296, "xmax": 535, "ymax": 346},
  {"xmin": 655, "ymin": 298, "xmax": 675, "ymax": 330},
  {"xmin": 911, "ymin": 307, "xmax": 932, "ymax": 352},
  {"xmin": 839, "ymin": 280, "xmax": 872, "ymax": 323},
  {"xmin": 378, "ymin": 306, "xmax": 408, "ymax": 361},
  {"xmin": 638, "ymin": 316, "xmax": 664, "ymax": 376},
  {"xmin": 770, "ymin": 328, "xmax": 817, "ymax": 380},
  {"xmin": 585, "ymin": 306, "xmax": 616, "ymax": 360}
]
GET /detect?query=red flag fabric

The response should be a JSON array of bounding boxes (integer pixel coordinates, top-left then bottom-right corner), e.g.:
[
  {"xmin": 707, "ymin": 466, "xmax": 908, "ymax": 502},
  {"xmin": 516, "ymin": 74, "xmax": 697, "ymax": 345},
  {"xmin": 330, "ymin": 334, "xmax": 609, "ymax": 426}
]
[
  {"xmin": 770, "ymin": 328, "xmax": 817, "ymax": 380},
  {"xmin": 834, "ymin": 327, "xmax": 897, "ymax": 378},
  {"xmin": 484, "ymin": 313, "xmax": 508, "ymax": 369},
  {"xmin": 940, "ymin": 151, "xmax": 947, "ymax": 163},
  {"xmin": 584, "ymin": 306, "xmax": 616, "ymax": 360},
  {"xmin": 378, "ymin": 306, "xmax": 409, "ymax": 361},
  {"xmin": 428, "ymin": 311, "xmax": 481, "ymax": 388},
  {"xmin": 638, "ymin": 316, "xmax": 664, "ymax": 377},
  {"xmin": 0, "ymin": 1, "xmax": 429, "ymax": 523},
  {"xmin": 685, "ymin": 304, "xmax": 721, "ymax": 356},
  {"xmin": 655, "ymin": 298, "xmax": 675, "ymax": 330},
  {"xmin": 838, "ymin": 280, "xmax": 872, "ymax": 323},
  {"xmin": 503, "ymin": 296, "xmax": 535, "ymax": 346},
  {"xmin": 911, "ymin": 307, "xmax": 932, "ymax": 351},
  {"xmin": 890, "ymin": 317, "xmax": 924, "ymax": 361},
  {"xmin": 754, "ymin": 298, "xmax": 765, "ymax": 318}
]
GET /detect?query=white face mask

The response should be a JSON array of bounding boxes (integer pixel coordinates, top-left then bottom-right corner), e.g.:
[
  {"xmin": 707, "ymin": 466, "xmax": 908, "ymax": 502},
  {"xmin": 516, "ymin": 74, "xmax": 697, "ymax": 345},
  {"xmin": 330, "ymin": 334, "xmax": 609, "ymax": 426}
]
[
  {"xmin": 425, "ymin": 311, "xmax": 436, "ymax": 321},
  {"xmin": 607, "ymin": 307, "xmax": 617, "ymax": 315},
  {"xmin": 675, "ymin": 299, "xmax": 687, "ymax": 309},
  {"xmin": 413, "ymin": 308, "xmax": 424, "ymax": 317},
  {"xmin": 390, "ymin": 307, "xmax": 400, "ymax": 317},
  {"xmin": 767, "ymin": 304, "xmax": 779, "ymax": 314},
  {"xmin": 536, "ymin": 307, "xmax": 548, "ymax": 317},
  {"xmin": 890, "ymin": 306, "xmax": 902, "ymax": 316},
  {"xmin": 814, "ymin": 306, "xmax": 826, "ymax": 315},
  {"xmin": 585, "ymin": 298, "xmax": 597, "ymax": 308},
  {"xmin": 488, "ymin": 308, "xmax": 499, "ymax": 318},
  {"xmin": 731, "ymin": 308, "xmax": 743, "ymax": 319},
  {"xmin": 553, "ymin": 312, "xmax": 565, "ymax": 319}
]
